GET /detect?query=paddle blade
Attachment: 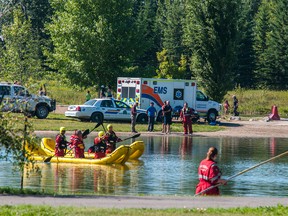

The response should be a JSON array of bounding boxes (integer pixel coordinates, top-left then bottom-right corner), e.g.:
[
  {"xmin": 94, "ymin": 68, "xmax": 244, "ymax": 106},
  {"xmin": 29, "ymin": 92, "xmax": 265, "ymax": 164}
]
[
  {"xmin": 131, "ymin": 133, "xmax": 141, "ymax": 139},
  {"xmin": 82, "ymin": 129, "xmax": 90, "ymax": 137},
  {"xmin": 44, "ymin": 156, "xmax": 53, "ymax": 163},
  {"xmin": 94, "ymin": 122, "xmax": 102, "ymax": 130},
  {"xmin": 121, "ymin": 133, "xmax": 141, "ymax": 142}
]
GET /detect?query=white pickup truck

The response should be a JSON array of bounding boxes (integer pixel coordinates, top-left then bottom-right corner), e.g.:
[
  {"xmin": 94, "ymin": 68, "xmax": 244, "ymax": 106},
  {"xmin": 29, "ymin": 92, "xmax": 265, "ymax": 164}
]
[{"xmin": 0, "ymin": 82, "xmax": 56, "ymax": 119}]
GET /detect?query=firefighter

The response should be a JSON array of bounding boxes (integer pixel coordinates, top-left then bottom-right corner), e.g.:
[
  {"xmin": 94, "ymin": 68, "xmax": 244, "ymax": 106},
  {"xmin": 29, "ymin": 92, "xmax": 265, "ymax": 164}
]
[
  {"xmin": 55, "ymin": 127, "xmax": 69, "ymax": 157},
  {"xmin": 180, "ymin": 102, "xmax": 194, "ymax": 135},
  {"xmin": 105, "ymin": 124, "xmax": 122, "ymax": 154},
  {"xmin": 195, "ymin": 147, "xmax": 227, "ymax": 196},
  {"xmin": 91, "ymin": 131, "xmax": 107, "ymax": 159},
  {"xmin": 70, "ymin": 130, "xmax": 85, "ymax": 158}
]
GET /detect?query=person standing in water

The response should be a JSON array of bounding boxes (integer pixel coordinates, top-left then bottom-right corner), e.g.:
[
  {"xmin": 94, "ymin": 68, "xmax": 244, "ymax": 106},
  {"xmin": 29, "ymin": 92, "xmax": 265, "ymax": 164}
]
[{"xmin": 195, "ymin": 147, "xmax": 227, "ymax": 195}]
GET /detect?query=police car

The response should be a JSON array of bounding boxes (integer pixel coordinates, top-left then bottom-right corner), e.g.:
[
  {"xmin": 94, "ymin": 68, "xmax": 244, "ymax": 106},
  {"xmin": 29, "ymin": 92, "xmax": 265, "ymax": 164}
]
[{"xmin": 65, "ymin": 98, "xmax": 148, "ymax": 123}]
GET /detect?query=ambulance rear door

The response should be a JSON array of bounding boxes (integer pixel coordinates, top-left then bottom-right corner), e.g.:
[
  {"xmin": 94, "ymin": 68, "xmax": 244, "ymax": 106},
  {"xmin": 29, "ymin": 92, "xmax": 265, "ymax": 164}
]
[{"xmin": 117, "ymin": 77, "xmax": 141, "ymax": 107}]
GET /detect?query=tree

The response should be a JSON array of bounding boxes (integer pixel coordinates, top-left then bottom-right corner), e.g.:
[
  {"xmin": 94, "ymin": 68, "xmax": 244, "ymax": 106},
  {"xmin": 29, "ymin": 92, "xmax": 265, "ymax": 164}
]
[
  {"xmin": 183, "ymin": 0, "xmax": 244, "ymax": 102},
  {"xmin": 47, "ymin": 0, "xmax": 142, "ymax": 88},
  {"xmin": 0, "ymin": 111, "xmax": 37, "ymax": 190},
  {"xmin": 130, "ymin": 0, "xmax": 159, "ymax": 78},
  {"xmin": 254, "ymin": 0, "xmax": 288, "ymax": 89},
  {"xmin": 234, "ymin": 0, "xmax": 256, "ymax": 88},
  {"xmin": 155, "ymin": 0, "xmax": 187, "ymax": 78},
  {"xmin": 0, "ymin": 7, "xmax": 43, "ymax": 84}
]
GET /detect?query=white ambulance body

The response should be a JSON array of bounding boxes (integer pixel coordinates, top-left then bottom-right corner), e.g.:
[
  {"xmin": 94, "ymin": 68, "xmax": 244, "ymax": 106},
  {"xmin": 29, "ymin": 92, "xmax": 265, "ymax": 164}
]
[{"xmin": 116, "ymin": 77, "xmax": 221, "ymax": 122}]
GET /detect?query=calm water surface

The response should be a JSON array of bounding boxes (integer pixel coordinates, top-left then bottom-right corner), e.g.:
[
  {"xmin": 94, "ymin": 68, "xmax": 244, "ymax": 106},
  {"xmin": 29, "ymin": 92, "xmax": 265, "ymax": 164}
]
[{"xmin": 0, "ymin": 135, "xmax": 287, "ymax": 197}]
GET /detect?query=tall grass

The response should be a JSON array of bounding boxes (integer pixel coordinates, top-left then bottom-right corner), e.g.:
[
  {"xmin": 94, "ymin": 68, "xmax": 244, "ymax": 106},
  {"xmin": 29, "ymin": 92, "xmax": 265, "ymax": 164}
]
[{"xmin": 225, "ymin": 89, "xmax": 288, "ymax": 117}]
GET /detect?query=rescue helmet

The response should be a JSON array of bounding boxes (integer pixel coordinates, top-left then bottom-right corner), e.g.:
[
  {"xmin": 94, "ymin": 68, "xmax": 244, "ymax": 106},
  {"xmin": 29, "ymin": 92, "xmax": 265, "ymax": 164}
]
[
  {"xmin": 60, "ymin": 127, "xmax": 66, "ymax": 133},
  {"xmin": 98, "ymin": 131, "xmax": 105, "ymax": 137},
  {"xmin": 107, "ymin": 124, "xmax": 113, "ymax": 130}
]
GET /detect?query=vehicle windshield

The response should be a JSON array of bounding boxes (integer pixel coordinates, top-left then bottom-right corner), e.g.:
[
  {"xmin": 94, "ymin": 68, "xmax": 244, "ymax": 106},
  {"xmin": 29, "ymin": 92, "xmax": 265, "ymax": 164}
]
[
  {"xmin": 84, "ymin": 99, "xmax": 97, "ymax": 106},
  {"xmin": 114, "ymin": 100, "xmax": 130, "ymax": 109}
]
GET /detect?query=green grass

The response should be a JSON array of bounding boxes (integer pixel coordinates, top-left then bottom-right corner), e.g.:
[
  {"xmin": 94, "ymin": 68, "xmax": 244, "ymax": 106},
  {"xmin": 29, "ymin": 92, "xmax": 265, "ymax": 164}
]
[
  {"xmin": 26, "ymin": 113, "xmax": 223, "ymax": 133},
  {"xmin": 0, "ymin": 205, "xmax": 287, "ymax": 216}
]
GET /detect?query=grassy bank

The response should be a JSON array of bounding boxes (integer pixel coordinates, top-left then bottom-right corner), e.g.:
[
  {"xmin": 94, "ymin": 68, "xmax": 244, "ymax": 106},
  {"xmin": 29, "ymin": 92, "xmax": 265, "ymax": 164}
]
[
  {"xmin": 28, "ymin": 113, "xmax": 222, "ymax": 133},
  {"xmin": 0, "ymin": 204, "xmax": 287, "ymax": 216}
]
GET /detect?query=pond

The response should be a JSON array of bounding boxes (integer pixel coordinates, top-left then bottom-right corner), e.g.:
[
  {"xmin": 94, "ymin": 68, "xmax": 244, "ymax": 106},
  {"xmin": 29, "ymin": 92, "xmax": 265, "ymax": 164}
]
[{"xmin": 0, "ymin": 135, "xmax": 287, "ymax": 197}]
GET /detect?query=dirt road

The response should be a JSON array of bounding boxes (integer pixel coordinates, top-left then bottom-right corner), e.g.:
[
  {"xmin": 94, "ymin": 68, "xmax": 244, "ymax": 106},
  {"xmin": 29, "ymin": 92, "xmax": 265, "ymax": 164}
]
[{"xmin": 1, "ymin": 195, "xmax": 287, "ymax": 209}]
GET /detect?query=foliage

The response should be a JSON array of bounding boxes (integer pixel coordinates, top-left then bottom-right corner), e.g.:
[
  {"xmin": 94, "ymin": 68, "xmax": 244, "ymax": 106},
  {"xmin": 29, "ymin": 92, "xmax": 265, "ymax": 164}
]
[
  {"xmin": 155, "ymin": 0, "xmax": 187, "ymax": 79},
  {"xmin": 0, "ymin": 111, "xmax": 38, "ymax": 190},
  {"xmin": 47, "ymin": 0, "xmax": 142, "ymax": 89},
  {"xmin": 2, "ymin": 0, "xmax": 288, "ymax": 102},
  {"xmin": 183, "ymin": 0, "xmax": 244, "ymax": 102},
  {"xmin": 254, "ymin": 0, "xmax": 288, "ymax": 89},
  {"xmin": 0, "ymin": 7, "xmax": 43, "ymax": 85}
]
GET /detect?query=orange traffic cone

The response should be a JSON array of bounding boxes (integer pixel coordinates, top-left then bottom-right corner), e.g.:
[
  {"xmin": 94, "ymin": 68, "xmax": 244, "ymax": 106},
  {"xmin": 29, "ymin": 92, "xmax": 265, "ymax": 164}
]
[{"xmin": 269, "ymin": 105, "xmax": 280, "ymax": 120}]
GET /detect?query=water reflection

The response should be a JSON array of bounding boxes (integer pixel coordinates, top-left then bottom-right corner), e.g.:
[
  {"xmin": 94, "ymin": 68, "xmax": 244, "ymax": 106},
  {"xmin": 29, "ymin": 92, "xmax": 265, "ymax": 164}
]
[{"xmin": 0, "ymin": 135, "xmax": 288, "ymax": 197}]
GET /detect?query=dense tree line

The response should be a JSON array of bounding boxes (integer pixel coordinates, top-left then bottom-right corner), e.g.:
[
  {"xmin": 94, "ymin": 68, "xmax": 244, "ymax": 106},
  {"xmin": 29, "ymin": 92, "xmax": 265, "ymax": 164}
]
[{"xmin": 0, "ymin": 0, "xmax": 288, "ymax": 101}]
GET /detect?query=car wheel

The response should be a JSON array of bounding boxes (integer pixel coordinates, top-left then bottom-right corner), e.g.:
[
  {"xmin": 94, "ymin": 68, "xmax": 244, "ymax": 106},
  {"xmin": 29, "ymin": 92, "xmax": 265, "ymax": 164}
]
[
  {"xmin": 136, "ymin": 113, "xmax": 148, "ymax": 123},
  {"xmin": 90, "ymin": 112, "xmax": 103, "ymax": 123},
  {"xmin": 207, "ymin": 110, "xmax": 217, "ymax": 123},
  {"xmin": 35, "ymin": 105, "xmax": 49, "ymax": 119}
]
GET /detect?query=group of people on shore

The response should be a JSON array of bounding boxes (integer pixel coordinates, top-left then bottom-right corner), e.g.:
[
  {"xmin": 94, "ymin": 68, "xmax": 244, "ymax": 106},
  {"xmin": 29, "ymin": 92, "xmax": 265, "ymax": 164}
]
[
  {"xmin": 223, "ymin": 95, "xmax": 239, "ymax": 116},
  {"xmin": 144, "ymin": 100, "xmax": 195, "ymax": 135},
  {"xmin": 54, "ymin": 124, "xmax": 121, "ymax": 159}
]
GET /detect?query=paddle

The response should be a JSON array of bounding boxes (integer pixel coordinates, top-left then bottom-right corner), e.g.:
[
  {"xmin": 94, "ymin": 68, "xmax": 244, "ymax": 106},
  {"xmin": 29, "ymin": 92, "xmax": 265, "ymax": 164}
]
[
  {"xmin": 82, "ymin": 122, "xmax": 102, "ymax": 137},
  {"xmin": 194, "ymin": 150, "xmax": 288, "ymax": 196},
  {"xmin": 44, "ymin": 122, "xmax": 102, "ymax": 163},
  {"xmin": 117, "ymin": 133, "xmax": 141, "ymax": 143}
]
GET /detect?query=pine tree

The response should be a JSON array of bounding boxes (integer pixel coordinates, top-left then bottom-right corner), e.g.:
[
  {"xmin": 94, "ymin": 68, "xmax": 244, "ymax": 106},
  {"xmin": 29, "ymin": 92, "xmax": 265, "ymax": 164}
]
[{"xmin": 183, "ymin": 0, "xmax": 244, "ymax": 102}]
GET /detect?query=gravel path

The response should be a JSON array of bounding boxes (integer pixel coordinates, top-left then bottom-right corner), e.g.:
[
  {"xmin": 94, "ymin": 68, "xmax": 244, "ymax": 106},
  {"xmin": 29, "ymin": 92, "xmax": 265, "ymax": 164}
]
[{"xmin": 1, "ymin": 195, "xmax": 287, "ymax": 209}]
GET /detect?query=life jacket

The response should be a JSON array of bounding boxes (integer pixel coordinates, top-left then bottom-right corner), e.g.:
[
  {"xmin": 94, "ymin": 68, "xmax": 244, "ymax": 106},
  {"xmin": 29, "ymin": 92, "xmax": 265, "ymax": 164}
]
[
  {"xmin": 55, "ymin": 134, "xmax": 67, "ymax": 150},
  {"xmin": 198, "ymin": 159, "xmax": 221, "ymax": 184},
  {"xmin": 93, "ymin": 137, "xmax": 107, "ymax": 153},
  {"xmin": 181, "ymin": 107, "xmax": 193, "ymax": 116}
]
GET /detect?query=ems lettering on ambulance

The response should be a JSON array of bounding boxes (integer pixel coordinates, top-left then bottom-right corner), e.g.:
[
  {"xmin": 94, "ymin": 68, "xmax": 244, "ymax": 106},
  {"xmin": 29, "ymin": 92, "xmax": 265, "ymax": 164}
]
[{"xmin": 141, "ymin": 84, "xmax": 164, "ymax": 107}]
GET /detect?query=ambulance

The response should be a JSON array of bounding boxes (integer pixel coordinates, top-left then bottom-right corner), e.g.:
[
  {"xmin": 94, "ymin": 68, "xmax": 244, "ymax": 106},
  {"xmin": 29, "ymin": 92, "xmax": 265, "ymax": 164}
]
[{"xmin": 116, "ymin": 77, "xmax": 221, "ymax": 122}]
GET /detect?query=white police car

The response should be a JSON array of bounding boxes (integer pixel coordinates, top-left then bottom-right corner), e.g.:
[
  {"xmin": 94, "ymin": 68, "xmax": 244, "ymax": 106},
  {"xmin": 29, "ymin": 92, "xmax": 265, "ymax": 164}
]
[{"xmin": 65, "ymin": 98, "xmax": 148, "ymax": 123}]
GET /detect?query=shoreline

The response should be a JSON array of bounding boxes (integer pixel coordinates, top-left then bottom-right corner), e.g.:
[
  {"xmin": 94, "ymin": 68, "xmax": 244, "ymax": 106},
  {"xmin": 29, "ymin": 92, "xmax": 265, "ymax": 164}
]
[{"xmin": 35, "ymin": 118, "xmax": 288, "ymax": 138}]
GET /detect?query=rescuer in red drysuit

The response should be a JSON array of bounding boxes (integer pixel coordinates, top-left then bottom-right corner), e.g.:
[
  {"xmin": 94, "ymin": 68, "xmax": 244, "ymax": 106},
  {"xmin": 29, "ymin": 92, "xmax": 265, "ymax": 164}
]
[
  {"xmin": 90, "ymin": 131, "xmax": 107, "ymax": 159},
  {"xmin": 104, "ymin": 124, "xmax": 122, "ymax": 154},
  {"xmin": 69, "ymin": 130, "xmax": 85, "ymax": 158},
  {"xmin": 180, "ymin": 102, "xmax": 194, "ymax": 135},
  {"xmin": 195, "ymin": 147, "xmax": 227, "ymax": 195},
  {"xmin": 55, "ymin": 127, "xmax": 69, "ymax": 157}
]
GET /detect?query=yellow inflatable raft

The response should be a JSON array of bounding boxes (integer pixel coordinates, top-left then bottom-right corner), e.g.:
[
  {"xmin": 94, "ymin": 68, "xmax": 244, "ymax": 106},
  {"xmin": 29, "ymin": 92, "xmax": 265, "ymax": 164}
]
[
  {"xmin": 41, "ymin": 137, "xmax": 145, "ymax": 161},
  {"xmin": 26, "ymin": 138, "xmax": 145, "ymax": 165}
]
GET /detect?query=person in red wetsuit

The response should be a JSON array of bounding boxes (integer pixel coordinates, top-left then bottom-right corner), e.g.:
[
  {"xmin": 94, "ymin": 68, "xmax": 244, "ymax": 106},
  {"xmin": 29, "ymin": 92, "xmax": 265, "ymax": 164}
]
[
  {"xmin": 70, "ymin": 130, "xmax": 85, "ymax": 158},
  {"xmin": 195, "ymin": 147, "xmax": 227, "ymax": 195},
  {"xmin": 55, "ymin": 127, "xmax": 69, "ymax": 157},
  {"xmin": 180, "ymin": 102, "xmax": 194, "ymax": 135},
  {"xmin": 105, "ymin": 124, "xmax": 122, "ymax": 154},
  {"xmin": 89, "ymin": 131, "xmax": 107, "ymax": 159}
]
